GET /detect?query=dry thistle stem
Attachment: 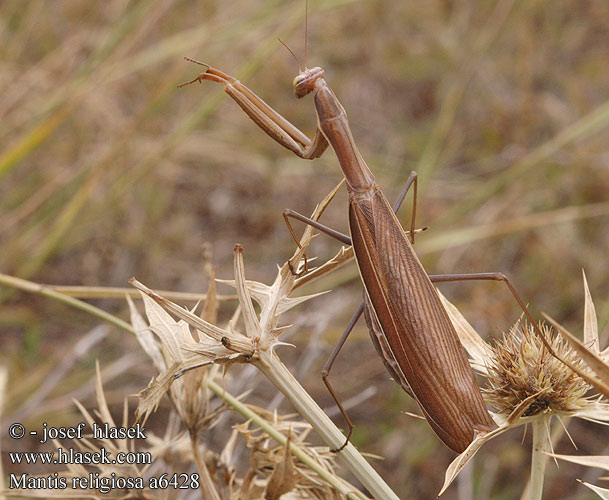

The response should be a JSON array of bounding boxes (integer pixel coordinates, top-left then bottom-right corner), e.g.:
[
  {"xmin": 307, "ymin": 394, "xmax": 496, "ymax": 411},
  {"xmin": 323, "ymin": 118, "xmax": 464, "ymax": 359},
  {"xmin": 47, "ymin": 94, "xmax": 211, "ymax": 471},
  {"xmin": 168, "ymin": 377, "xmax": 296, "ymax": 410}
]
[{"xmin": 484, "ymin": 322, "xmax": 591, "ymax": 417}]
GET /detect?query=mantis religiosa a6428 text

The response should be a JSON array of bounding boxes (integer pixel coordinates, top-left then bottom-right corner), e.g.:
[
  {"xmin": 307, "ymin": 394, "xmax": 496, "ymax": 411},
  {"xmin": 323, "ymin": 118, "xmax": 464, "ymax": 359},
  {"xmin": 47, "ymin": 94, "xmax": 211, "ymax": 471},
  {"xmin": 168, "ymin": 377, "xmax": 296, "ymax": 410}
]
[{"xmin": 179, "ymin": 51, "xmax": 547, "ymax": 453}]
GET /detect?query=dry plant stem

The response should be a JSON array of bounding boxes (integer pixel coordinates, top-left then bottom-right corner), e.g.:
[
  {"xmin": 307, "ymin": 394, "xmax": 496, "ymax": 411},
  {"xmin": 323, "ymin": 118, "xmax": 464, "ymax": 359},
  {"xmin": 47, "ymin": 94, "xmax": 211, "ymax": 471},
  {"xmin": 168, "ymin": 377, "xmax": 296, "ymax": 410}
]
[
  {"xmin": 529, "ymin": 415, "xmax": 549, "ymax": 500},
  {"xmin": 0, "ymin": 272, "xmax": 132, "ymax": 332},
  {"xmin": 206, "ymin": 379, "xmax": 369, "ymax": 500},
  {"xmin": 253, "ymin": 349, "xmax": 399, "ymax": 500},
  {"xmin": 48, "ymin": 284, "xmax": 236, "ymax": 302},
  {"xmin": 190, "ymin": 429, "xmax": 221, "ymax": 500},
  {"xmin": 519, "ymin": 417, "xmax": 569, "ymax": 500}
]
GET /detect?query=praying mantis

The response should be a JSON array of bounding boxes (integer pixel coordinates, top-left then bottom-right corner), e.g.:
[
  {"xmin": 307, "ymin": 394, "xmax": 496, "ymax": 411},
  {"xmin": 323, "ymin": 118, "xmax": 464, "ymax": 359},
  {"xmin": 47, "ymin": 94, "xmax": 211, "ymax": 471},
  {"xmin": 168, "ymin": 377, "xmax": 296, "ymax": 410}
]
[{"xmin": 179, "ymin": 55, "xmax": 545, "ymax": 453}]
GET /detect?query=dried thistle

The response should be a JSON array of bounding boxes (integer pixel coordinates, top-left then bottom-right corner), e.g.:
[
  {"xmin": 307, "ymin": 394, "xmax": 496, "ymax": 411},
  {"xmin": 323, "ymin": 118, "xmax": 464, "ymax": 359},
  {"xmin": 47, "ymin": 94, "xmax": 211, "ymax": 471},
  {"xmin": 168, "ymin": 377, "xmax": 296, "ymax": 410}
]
[
  {"xmin": 438, "ymin": 272, "xmax": 609, "ymax": 498},
  {"xmin": 484, "ymin": 322, "xmax": 591, "ymax": 417},
  {"xmin": 228, "ymin": 411, "xmax": 351, "ymax": 500},
  {"xmin": 128, "ymin": 183, "xmax": 392, "ymax": 499}
]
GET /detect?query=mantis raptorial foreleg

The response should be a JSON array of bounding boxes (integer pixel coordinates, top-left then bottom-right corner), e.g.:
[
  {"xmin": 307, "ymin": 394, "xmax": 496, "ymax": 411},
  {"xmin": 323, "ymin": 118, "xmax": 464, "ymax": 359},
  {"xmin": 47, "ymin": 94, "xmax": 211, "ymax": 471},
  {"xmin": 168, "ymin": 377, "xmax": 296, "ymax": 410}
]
[{"xmin": 179, "ymin": 59, "xmax": 329, "ymax": 159}]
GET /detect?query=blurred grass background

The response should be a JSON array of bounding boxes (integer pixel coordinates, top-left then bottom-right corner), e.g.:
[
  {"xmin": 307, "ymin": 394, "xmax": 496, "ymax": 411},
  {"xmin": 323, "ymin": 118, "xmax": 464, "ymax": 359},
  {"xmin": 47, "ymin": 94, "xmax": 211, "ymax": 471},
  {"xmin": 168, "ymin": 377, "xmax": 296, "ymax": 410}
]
[{"xmin": 1, "ymin": 0, "xmax": 609, "ymax": 498}]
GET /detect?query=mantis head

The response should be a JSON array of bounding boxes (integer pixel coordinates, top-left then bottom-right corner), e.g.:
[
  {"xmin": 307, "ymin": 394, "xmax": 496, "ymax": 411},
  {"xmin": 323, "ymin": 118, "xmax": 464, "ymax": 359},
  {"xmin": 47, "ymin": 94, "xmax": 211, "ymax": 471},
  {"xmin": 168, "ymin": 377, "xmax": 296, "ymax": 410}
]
[{"xmin": 293, "ymin": 67, "xmax": 325, "ymax": 98}]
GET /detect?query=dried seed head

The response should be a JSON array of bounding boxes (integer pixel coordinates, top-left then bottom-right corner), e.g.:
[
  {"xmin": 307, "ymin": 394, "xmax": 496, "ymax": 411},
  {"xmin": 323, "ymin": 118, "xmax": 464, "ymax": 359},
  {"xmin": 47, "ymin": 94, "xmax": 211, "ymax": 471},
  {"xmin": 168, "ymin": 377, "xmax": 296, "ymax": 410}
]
[{"xmin": 484, "ymin": 322, "xmax": 591, "ymax": 416}]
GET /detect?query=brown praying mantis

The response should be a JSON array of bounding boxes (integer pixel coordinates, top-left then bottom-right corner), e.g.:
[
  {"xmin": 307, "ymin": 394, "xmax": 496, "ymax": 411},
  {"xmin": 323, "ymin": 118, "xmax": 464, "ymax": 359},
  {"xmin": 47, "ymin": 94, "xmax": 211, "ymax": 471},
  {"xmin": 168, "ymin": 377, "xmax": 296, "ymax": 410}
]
[{"xmin": 178, "ymin": 57, "xmax": 547, "ymax": 453}]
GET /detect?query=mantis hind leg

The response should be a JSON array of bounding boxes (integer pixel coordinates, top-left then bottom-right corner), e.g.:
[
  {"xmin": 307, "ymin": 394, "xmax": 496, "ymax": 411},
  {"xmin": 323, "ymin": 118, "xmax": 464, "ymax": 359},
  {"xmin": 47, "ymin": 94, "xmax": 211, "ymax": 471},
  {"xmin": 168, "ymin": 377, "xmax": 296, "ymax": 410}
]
[{"xmin": 429, "ymin": 272, "xmax": 546, "ymax": 343}]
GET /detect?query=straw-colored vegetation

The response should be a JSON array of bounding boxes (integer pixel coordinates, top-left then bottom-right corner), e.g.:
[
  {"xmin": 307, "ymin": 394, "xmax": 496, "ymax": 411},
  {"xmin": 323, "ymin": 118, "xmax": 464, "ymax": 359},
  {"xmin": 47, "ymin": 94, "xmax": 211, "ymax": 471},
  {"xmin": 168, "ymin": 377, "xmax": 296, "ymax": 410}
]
[{"xmin": 2, "ymin": 1, "xmax": 609, "ymax": 499}]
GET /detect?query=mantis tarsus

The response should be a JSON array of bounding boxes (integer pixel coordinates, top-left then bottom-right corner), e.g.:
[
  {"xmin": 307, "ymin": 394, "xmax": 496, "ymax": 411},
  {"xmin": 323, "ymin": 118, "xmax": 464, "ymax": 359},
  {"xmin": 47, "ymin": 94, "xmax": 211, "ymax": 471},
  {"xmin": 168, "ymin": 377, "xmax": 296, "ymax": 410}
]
[{"xmin": 179, "ymin": 57, "xmax": 546, "ymax": 453}]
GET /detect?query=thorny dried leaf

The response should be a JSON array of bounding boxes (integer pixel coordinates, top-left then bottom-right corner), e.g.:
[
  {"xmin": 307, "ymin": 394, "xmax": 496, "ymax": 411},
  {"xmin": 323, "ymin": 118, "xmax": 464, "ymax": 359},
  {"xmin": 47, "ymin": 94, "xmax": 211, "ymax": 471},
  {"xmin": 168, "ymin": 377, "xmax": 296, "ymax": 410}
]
[
  {"xmin": 579, "ymin": 481, "xmax": 609, "ymax": 499},
  {"xmin": 550, "ymin": 453, "xmax": 609, "ymax": 499},
  {"xmin": 130, "ymin": 278, "xmax": 237, "ymax": 441},
  {"xmin": 141, "ymin": 291, "xmax": 194, "ymax": 363},
  {"xmin": 131, "ymin": 279, "xmax": 242, "ymax": 345},
  {"xmin": 440, "ymin": 424, "xmax": 510, "ymax": 495},
  {"xmin": 128, "ymin": 294, "xmax": 165, "ymax": 372},
  {"xmin": 264, "ymin": 432, "xmax": 299, "ymax": 500},
  {"xmin": 551, "ymin": 454, "xmax": 609, "ymax": 473},
  {"xmin": 219, "ymin": 278, "xmax": 329, "ymax": 321},
  {"xmin": 129, "ymin": 181, "xmax": 343, "ymax": 385},
  {"xmin": 438, "ymin": 290, "xmax": 493, "ymax": 374},
  {"xmin": 128, "ymin": 225, "xmax": 327, "ymax": 384},
  {"xmin": 217, "ymin": 271, "xmax": 329, "ymax": 347},
  {"xmin": 583, "ymin": 270, "xmax": 600, "ymax": 354},
  {"xmin": 132, "ymin": 289, "xmax": 227, "ymax": 426},
  {"xmin": 227, "ymin": 409, "xmax": 353, "ymax": 500},
  {"xmin": 544, "ymin": 315, "xmax": 609, "ymax": 399},
  {"xmin": 135, "ymin": 362, "xmax": 181, "ymax": 424},
  {"xmin": 234, "ymin": 244, "xmax": 263, "ymax": 340}
]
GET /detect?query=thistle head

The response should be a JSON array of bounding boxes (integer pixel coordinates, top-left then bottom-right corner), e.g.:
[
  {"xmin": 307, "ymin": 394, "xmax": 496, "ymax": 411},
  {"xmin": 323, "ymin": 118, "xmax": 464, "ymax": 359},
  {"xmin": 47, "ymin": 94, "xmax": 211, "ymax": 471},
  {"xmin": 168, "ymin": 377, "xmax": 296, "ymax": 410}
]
[{"xmin": 484, "ymin": 322, "xmax": 591, "ymax": 417}]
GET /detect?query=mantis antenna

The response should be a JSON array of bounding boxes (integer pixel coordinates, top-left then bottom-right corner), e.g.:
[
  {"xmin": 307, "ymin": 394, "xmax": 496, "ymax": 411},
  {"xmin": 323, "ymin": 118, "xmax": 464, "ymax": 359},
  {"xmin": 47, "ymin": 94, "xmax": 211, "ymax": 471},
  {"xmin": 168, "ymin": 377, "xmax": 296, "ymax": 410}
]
[
  {"xmin": 304, "ymin": 0, "xmax": 309, "ymax": 68},
  {"xmin": 278, "ymin": 38, "xmax": 302, "ymax": 73}
]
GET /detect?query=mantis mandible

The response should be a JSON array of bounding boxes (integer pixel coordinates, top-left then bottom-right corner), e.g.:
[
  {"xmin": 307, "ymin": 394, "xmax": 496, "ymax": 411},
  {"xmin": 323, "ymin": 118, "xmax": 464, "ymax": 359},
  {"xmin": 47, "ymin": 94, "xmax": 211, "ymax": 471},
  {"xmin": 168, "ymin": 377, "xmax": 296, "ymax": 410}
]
[{"xmin": 179, "ymin": 57, "xmax": 545, "ymax": 453}]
